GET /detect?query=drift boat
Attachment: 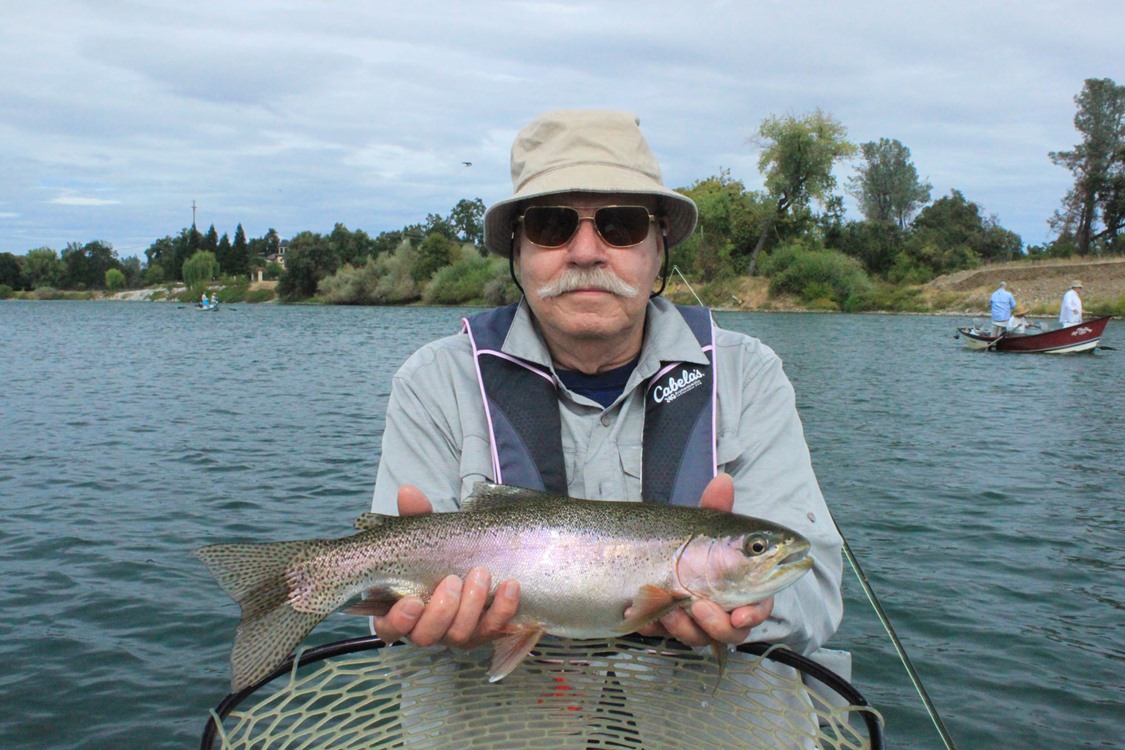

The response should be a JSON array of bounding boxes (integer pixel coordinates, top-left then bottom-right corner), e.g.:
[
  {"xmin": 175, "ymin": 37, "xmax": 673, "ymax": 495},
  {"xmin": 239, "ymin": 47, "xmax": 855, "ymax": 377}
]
[{"xmin": 956, "ymin": 316, "xmax": 1112, "ymax": 353}]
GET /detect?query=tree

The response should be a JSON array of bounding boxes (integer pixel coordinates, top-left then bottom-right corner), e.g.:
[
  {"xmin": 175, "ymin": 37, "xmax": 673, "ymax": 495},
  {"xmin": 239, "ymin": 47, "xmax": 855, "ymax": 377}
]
[
  {"xmin": 747, "ymin": 110, "xmax": 856, "ymax": 274},
  {"xmin": 328, "ymin": 223, "xmax": 377, "ymax": 267},
  {"xmin": 215, "ymin": 233, "xmax": 234, "ymax": 276},
  {"xmin": 834, "ymin": 220, "xmax": 905, "ymax": 277},
  {"xmin": 60, "ymin": 240, "xmax": 120, "ymax": 289},
  {"xmin": 182, "ymin": 251, "xmax": 220, "ymax": 287},
  {"xmin": 0, "ymin": 252, "xmax": 21, "ymax": 290},
  {"xmin": 23, "ymin": 247, "xmax": 61, "ymax": 289},
  {"xmin": 203, "ymin": 224, "xmax": 220, "ymax": 255},
  {"xmin": 121, "ymin": 256, "xmax": 142, "ymax": 288},
  {"xmin": 231, "ymin": 224, "xmax": 250, "ymax": 275},
  {"xmin": 677, "ymin": 170, "xmax": 766, "ymax": 281},
  {"xmin": 412, "ymin": 232, "xmax": 455, "ymax": 283},
  {"xmin": 447, "ymin": 198, "xmax": 486, "ymax": 249},
  {"xmin": 277, "ymin": 231, "xmax": 339, "ymax": 299},
  {"xmin": 846, "ymin": 138, "xmax": 932, "ymax": 228},
  {"xmin": 1049, "ymin": 78, "xmax": 1125, "ymax": 254}
]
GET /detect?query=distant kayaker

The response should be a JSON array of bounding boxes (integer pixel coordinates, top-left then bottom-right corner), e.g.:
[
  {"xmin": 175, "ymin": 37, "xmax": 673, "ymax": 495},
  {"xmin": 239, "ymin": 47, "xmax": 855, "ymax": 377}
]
[
  {"xmin": 989, "ymin": 281, "xmax": 1016, "ymax": 335},
  {"xmin": 1059, "ymin": 280, "xmax": 1083, "ymax": 327}
]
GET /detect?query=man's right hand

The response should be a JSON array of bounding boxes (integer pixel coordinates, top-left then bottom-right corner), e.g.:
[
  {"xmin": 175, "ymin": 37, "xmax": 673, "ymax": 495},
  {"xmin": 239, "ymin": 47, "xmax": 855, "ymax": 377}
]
[{"xmin": 371, "ymin": 484, "xmax": 521, "ymax": 649}]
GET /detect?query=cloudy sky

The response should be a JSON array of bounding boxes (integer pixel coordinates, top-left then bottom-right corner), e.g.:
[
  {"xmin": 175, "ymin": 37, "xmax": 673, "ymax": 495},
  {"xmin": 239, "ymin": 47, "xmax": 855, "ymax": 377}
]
[{"xmin": 2, "ymin": 1, "xmax": 1122, "ymax": 260}]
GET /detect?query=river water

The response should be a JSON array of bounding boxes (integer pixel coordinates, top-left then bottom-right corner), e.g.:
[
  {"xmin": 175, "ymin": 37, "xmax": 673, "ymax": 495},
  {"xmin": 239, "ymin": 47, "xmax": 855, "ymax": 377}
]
[{"xmin": 0, "ymin": 301, "xmax": 1120, "ymax": 749}]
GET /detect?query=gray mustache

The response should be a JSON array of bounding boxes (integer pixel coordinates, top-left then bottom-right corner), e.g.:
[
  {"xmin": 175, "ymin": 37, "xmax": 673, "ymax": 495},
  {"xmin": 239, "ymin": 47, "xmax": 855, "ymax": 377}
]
[{"xmin": 536, "ymin": 267, "xmax": 639, "ymax": 299}]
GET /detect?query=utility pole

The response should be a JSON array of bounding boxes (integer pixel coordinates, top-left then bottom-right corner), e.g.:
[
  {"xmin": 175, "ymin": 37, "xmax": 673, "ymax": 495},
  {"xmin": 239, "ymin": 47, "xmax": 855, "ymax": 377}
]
[{"xmin": 192, "ymin": 200, "xmax": 197, "ymax": 229}]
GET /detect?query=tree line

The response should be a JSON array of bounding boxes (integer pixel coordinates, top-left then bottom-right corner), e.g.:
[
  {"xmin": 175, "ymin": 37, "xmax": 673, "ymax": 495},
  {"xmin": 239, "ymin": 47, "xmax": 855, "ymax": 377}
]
[{"xmin": 2, "ymin": 78, "xmax": 1121, "ymax": 309}]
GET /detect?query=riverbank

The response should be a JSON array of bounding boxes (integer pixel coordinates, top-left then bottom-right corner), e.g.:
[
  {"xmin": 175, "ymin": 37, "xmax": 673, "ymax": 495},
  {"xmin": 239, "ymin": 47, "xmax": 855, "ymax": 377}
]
[
  {"xmin": 664, "ymin": 256, "xmax": 1125, "ymax": 316},
  {"xmin": 11, "ymin": 257, "xmax": 1125, "ymax": 316}
]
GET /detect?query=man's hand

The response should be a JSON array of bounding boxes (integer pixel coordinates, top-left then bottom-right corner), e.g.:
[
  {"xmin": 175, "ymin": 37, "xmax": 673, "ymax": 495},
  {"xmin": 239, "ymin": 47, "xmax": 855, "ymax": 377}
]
[
  {"xmin": 634, "ymin": 472, "xmax": 774, "ymax": 646},
  {"xmin": 371, "ymin": 484, "xmax": 521, "ymax": 649}
]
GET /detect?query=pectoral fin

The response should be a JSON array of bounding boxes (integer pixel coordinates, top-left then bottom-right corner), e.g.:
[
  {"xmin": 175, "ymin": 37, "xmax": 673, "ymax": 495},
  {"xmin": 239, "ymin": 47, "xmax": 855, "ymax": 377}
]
[
  {"xmin": 488, "ymin": 625, "xmax": 546, "ymax": 682},
  {"xmin": 615, "ymin": 584, "xmax": 690, "ymax": 633}
]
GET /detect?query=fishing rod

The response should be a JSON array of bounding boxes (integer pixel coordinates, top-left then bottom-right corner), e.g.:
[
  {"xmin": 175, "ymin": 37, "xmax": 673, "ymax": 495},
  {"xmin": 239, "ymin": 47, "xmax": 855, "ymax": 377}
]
[{"xmin": 835, "ymin": 522, "xmax": 960, "ymax": 750}]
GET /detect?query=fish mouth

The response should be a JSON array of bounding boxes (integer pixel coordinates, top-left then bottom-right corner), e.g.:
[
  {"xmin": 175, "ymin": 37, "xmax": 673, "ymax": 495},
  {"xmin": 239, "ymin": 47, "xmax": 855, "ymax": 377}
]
[{"xmin": 779, "ymin": 549, "xmax": 811, "ymax": 568}]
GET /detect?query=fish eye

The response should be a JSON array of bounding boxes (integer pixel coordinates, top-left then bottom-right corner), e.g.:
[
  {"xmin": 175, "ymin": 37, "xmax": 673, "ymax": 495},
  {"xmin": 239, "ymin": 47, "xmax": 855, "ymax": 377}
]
[{"xmin": 744, "ymin": 535, "xmax": 770, "ymax": 556}]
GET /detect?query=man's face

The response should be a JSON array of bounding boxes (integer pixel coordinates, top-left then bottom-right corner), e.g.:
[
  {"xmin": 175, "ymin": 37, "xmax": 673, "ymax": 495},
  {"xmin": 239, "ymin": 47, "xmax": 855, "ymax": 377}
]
[{"xmin": 513, "ymin": 193, "xmax": 664, "ymax": 348}]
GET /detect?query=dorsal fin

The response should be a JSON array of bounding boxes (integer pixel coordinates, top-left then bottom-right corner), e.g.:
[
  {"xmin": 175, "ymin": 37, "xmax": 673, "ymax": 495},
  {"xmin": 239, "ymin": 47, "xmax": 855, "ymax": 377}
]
[
  {"xmin": 354, "ymin": 512, "xmax": 391, "ymax": 531},
  {"xmin": 461, "ymin": 482, "xmax": 551, "ymax": 512}
]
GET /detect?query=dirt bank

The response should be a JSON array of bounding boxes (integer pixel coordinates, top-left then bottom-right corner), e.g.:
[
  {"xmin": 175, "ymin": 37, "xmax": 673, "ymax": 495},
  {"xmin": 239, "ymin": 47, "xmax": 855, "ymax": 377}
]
[
  {"xmin": 666, "ymin": 257, "xmax": 1125, "ymax": 315},
  {"xmin": 922, "ymin": 257, "xmax": 1125, "ymax": 314}
]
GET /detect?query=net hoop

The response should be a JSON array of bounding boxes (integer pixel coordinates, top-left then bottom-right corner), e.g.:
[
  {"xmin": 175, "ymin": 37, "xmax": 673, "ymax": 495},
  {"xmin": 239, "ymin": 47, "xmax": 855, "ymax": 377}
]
[{"xmin": 201, "ymin": 635, "xmax": 884, "ymax": 750}]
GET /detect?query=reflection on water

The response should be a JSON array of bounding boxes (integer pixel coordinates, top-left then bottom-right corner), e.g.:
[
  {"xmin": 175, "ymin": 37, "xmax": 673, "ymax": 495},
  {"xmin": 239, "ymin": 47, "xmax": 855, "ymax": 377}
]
[{"xmin": 0, "ymin": 302, "xmax": 1121, "ymax": 749}]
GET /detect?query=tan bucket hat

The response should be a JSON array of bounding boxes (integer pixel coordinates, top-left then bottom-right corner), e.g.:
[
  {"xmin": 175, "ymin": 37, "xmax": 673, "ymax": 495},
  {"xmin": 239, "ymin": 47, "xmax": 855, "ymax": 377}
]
[
  {"xmin": 1013, "ymin": 303, "xmax": 1029, "ymax": 316},
  {"xmin": 483, "ymin": 109, "xmax": 698, "ymax": 257},
  {"xmin": 1071, "ymin": 280, "xmax": 1083, "ymax": 288}
]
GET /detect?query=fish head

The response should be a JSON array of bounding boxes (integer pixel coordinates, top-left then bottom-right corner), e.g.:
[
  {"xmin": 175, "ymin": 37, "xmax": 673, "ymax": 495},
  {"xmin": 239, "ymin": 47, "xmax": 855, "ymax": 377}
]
[{"xmin": 674, "ymin": 521, "xmax": 813, "ymax": 609}]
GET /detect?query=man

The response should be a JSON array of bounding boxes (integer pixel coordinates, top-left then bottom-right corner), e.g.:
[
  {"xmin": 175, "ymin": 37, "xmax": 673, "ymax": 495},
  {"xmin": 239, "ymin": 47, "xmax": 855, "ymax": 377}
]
[
  {"xmin": 370, "ymin": 109, "xmax": 842, "ymax": 662},
  {"xmin": 989, "ymin": 281, "xmax": 1016, "ymax": 335},
  {"xmin": 1007, "ymin": 303, "xmax": 1033, "ymax": 334},
  {"xmin": 1059, "ymin": 280, "xmax": 1083, "ymax": 327}
]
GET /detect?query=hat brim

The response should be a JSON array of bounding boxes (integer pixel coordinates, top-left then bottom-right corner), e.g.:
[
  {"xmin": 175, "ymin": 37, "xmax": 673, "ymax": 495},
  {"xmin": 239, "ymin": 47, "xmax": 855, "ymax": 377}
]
[{"xmin": 483, "ymin": 164, "xmax": 697, "ymax": 257}]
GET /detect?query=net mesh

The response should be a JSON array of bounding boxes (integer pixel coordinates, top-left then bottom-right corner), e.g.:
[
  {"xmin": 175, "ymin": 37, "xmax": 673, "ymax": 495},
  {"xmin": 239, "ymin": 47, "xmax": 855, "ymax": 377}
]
[{"xmin": 204, "ymin": 637, "xmax": 882, "ymax": 750}]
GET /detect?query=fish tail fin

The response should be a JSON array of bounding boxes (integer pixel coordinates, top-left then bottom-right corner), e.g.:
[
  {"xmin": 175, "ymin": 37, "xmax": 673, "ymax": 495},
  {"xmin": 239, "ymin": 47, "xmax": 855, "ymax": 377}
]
[{"xmin": 194, "ymin": 541, "xmax": 326, "ymax": 692}]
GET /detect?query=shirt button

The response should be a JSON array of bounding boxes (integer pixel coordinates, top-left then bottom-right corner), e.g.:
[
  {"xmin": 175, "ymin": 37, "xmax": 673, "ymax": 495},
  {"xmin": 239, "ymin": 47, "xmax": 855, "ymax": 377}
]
[{"xmin": 600, "ymin": 414, "xmax": 612, "ymax": 427}]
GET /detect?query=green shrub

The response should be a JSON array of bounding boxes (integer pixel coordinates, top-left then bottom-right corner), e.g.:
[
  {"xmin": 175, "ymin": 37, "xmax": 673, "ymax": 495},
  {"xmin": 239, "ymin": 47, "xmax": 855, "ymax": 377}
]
[
  {"xmin": 244, "ymin": 288, "xmax": 276, "ymax": 303},
  {"xmin": 0, "ymin": 284, "xmax": 12, "ymax": 299},
  {"xmin": 767, "ymin": 245, "xmax": 871, "ymax": 307},
  {"xmin": 423, "ymin": 257, "xmax": 508, "ymax": 305},
  {"xmin": 105, "ymin": 268, "xmax": 126, "ymax": 292}
]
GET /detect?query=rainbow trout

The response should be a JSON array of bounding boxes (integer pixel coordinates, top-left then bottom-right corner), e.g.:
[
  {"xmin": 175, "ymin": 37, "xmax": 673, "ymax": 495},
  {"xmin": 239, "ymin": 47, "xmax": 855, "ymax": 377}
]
[{"xmin": 195, "ymin": 483, "xmax": 813, "ymax": 691}]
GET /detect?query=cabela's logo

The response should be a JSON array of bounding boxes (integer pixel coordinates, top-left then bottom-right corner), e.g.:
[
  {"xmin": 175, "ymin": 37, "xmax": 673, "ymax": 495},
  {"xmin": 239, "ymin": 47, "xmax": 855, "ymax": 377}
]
[{"xmin": 653, "ymin": 367, "xmax": 706, "ymax": 404}]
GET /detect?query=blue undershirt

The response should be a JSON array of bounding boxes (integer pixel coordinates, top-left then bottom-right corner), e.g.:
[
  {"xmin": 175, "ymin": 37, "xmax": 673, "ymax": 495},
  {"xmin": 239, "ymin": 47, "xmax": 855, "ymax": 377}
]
[{"xmin": 556, "ymin": 356, "xmax": 640, "ymax": 408}]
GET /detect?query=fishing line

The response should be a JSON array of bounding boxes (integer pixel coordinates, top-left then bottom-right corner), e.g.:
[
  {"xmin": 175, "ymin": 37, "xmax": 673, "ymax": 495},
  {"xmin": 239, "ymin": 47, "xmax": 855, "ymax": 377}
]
[{"xmin": 834, "ymin": 521, "xmax": 960, "ymax": 750}]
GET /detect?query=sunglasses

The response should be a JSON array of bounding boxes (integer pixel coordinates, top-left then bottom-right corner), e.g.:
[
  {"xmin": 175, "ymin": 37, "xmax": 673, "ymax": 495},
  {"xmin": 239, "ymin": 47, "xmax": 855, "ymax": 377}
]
[{"xmin": 516, "ymin": 205, "xmax": 658, "ymax": 249}]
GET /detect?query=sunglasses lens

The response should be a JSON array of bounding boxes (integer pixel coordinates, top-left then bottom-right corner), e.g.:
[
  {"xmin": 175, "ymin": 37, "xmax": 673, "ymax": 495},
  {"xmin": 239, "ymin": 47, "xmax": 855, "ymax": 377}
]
[
  {"xmin": 522, "ymin": 207, "xmax": 579, "ymax": 247},
  {"xmin": 595, "ymin": 207, "xmax": 652, "ymax": 246},
  {"xmin": 521, "ymin": 206, "xmax": 653, "ymax": 247}
]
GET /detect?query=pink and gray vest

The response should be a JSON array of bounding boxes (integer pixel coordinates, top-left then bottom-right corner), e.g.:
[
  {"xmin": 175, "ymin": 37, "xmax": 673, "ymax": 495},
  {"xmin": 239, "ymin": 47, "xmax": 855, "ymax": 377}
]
[{"xmin": 461, "ymin": 303, "xmax": 716, "ymax": 506}]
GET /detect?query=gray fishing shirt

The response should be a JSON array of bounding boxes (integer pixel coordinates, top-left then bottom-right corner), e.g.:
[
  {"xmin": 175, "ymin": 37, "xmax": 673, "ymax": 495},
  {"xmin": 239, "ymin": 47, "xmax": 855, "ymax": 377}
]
[{"xmin": 371, "ymin": 296, "xmax": 843, "ymax": 655}]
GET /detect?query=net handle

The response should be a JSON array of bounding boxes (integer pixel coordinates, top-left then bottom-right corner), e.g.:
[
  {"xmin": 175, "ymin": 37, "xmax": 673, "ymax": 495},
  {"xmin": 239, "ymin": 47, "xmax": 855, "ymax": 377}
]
[{"xmin": 200, "ymin": 636, "xmax": 885, "ymax": 750}]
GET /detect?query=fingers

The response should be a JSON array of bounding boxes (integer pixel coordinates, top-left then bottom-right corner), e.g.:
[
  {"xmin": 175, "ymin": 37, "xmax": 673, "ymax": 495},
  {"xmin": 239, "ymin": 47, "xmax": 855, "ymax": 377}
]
[
  {"xmin": 372, "ymin": 571, "xmax": 521, "ymax": 650},
  {"xmin": 443, "ymin": 568, "xmax": 492, "ymax": 645},
  {"xmin": 699, "ymin": 472, "xmax": 734, "ymax": 512},
  {"xmin": 397, "ymin": 484, "xmax": 433, "ymax": 516},
  {"xmin": 407, "ymin": 575, "xmax": 464, "ymax": 647},
  {"xmin": 473, "ymin": 579, "xmax": 520, "ymax": 643},
  {"xmin": 371, "ymin": 597, "xmax": 425, "ymax": 644},
  {"xmin": 655, "ymin": 596, "xmax": 774, "ymax": 647}
]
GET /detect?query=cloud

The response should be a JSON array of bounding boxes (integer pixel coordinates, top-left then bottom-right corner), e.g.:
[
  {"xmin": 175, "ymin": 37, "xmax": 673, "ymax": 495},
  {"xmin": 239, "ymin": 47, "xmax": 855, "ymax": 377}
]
[
  {"xmin": 49, "ymin": 196, "xmax": 122, "ymax": 207},
  {"xmin": 1, "ymin": 0, "xmax": 1122, "ymax": 257}
]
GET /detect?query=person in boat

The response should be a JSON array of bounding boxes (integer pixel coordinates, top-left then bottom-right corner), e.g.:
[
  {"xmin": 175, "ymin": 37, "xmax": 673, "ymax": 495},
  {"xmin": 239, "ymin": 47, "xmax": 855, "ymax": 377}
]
[
  {"xmin": 1006, "ymin": 303, "xmax": 1033, "ymax": 334},
  {"xmin": 368, "ymin": 109, "xmax": 842, "ymax": 665},
  {"xmin": 1059, "ymin": 280, "xmax": 1083, "ymax": 327},
  {"xmin": 210, "ymin": 292, "xmax": 219, "ymax": 307},
  {"xmin": 201, "ymin": 291, "xmax": 208, "ymax": 307},
  {"xmin": 989, "ymin": 281, "xmax": 1016, "ymax": 336}
]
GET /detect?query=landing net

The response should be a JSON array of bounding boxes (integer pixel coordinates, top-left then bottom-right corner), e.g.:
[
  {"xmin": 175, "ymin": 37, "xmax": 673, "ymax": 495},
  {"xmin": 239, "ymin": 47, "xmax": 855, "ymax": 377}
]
[{"xmin": 201, "ymin": 636, "xmax": 883, "ymax": 750}]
